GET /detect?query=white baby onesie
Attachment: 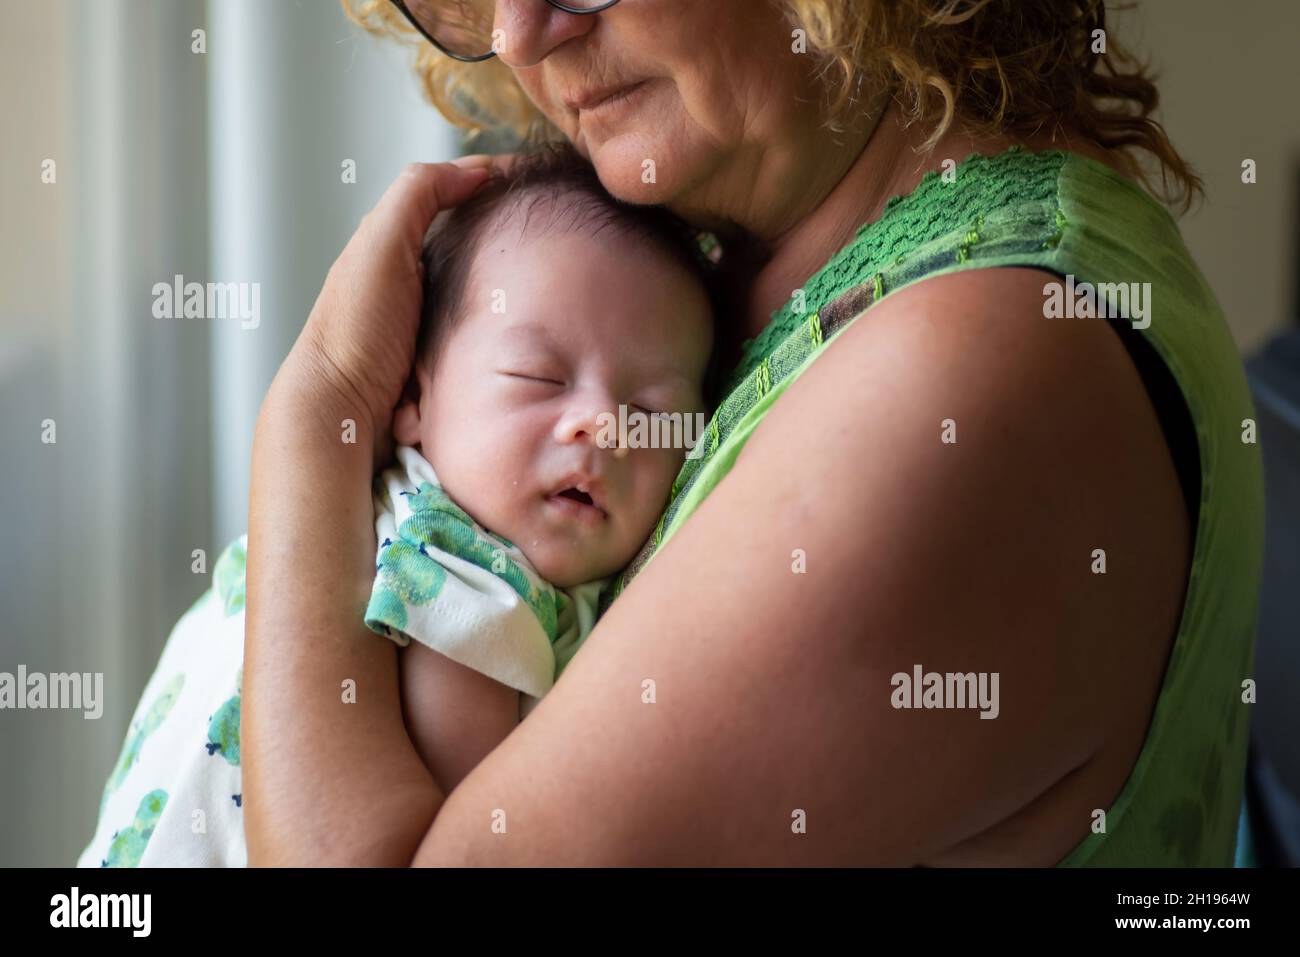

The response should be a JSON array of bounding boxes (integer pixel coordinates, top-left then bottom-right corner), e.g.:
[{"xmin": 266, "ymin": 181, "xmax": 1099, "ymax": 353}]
[{"xmin": 75, "ymin": 446, "xmax": 606, "ymax": 867}]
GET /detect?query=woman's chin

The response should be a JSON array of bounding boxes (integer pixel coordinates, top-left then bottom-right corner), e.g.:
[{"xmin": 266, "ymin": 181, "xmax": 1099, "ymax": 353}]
[{"xmin": 585, "ymin": 135, "xmax": 684, "ymax": 206}]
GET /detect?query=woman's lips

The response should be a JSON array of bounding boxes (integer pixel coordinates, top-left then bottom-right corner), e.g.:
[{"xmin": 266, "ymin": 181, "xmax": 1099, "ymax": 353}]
[{"xmin": 565, "ymin": 79, "xmax": 650, "ymax": 115}]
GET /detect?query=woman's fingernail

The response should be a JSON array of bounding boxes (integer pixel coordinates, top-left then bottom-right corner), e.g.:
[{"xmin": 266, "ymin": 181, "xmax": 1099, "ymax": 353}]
[{"xmin": 451, "ymin": 154, "xmax": 494, "ymax": 169}]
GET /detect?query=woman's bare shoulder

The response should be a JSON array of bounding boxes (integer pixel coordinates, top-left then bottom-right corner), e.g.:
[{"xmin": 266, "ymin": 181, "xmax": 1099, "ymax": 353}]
[
  {"xmin": 769, "ymin": 263, "xmax": 1190, "ymax": 686},
  {"xmin": 741, "ymin": 265, "xmax": 1191, "ymax": 861}
]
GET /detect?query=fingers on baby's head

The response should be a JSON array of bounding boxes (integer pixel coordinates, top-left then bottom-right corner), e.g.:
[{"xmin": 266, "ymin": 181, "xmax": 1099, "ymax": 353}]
[{"xmin": 415, "ymin": 141, "xmax": 721, "ymax": 376}]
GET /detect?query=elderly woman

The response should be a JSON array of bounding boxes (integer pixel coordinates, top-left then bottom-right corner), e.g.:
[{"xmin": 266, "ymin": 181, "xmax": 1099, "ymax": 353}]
[{"xmin": 241, "ymin": 0, "xmax": 1262, "ymax": 865}]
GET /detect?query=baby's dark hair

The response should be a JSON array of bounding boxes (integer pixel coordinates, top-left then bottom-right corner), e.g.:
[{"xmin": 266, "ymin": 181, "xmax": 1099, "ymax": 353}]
[{"xmin": 417, "ymin": 143, "xmax": 727, "ymax": 404}]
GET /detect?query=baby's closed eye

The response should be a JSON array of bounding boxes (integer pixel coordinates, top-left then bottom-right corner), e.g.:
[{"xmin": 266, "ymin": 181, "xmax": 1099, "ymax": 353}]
[{"xmin": 498, "ymin": 370, "xmax": 566, "ymax": 387}]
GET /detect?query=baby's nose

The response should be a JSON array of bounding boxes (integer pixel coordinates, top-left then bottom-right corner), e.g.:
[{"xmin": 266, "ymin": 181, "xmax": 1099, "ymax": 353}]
[{"xmin": 553, "ymin": 394, "xmax": 619, "ymax": 449}]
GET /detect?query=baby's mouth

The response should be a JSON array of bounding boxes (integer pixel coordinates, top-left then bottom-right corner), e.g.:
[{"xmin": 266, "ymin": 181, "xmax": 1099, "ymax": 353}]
[
  {"xmin": 557, "ymin": 487, "xmax": 595, "ymax": 507},
  {"xmin": 546, "ymin": 477, "xmax": 608, "ymax": 523}
]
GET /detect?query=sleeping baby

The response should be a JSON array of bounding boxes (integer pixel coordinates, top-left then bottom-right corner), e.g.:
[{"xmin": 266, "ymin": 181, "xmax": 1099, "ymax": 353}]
[{"xmin": 76, "ymin": 144, "xmax": 718, "ymax": 867}]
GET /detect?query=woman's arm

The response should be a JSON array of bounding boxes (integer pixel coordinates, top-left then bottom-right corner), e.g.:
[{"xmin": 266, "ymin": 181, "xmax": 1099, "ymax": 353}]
[
  {"xmin": 242, "ymin": 160, "xmax": 494, "ymax": 866},
  {"xmin": 244, "ymin": 366, "xmax": 439, "ymax": 865},
  {"xmin": 249, "ymin": 261, "xmax": 1186, "ymax": 864},
  {"xmin": 404, "ymin": 267, "xmax": 1187, "ymax": 866}
]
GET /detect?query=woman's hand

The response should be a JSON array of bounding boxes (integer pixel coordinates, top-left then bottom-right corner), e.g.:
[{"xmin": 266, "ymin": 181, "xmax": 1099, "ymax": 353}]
[
  {"xmin": 296, "ymin": 158, "xmax": 495, "ymax": 466},
  {"xmin": 242, "ymin": 158, "xmax": 495, "ymax": 866}
]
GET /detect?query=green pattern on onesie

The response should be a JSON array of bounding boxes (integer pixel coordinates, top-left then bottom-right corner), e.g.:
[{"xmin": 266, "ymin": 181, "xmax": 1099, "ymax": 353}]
[
  {"xmin": 366, "ymin": 533, "xmax": 448, "ymax": 632},
  {"xmin": 103, "ymin": 789, "xmax": 167, "ymax": 868},
  {"xmin": 206, "ymin": 666, "xmax": 242, "ymax": 766},
  {"xmin": 367, "ymin": 481, "xmax": 558, "ymax": 641},
  {"xmin": 213, "ymin": 536, "xmax": 247, "ymax": 617},
  {"xmin": 99, "ymin": 673, "xmax": 184, "ymax": 816}
]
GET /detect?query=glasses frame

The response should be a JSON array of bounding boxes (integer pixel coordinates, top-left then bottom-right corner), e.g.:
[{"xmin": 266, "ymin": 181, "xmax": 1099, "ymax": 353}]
[{"xmin": 389, "ymin": 0, "xmax": 623, "ymax": 63}]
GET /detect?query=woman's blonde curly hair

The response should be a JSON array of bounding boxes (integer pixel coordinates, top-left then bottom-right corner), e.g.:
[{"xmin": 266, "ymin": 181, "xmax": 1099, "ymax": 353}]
[{"xmin": 343, "ymin": 0, "xmax": 1201, "ymax": 211}]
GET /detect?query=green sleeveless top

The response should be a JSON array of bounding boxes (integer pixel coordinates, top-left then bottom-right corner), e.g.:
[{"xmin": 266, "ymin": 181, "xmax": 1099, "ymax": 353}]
[{"xmin": 606, "ymin": 145, "xmax": 1265, "ymax": 866}]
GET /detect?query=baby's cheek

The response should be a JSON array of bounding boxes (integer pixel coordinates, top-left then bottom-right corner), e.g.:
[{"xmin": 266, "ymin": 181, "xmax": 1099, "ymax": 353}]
[
  {"xmin": 453, "ymin": 460, "xmax": 520, "ymax": 538},
  {"xmin": 422, "ymin": 423, "xmax": 516, "ymax": 533},
  {"xmin": 654, "ymin": 446, "xmax": 688, "ymax": 493},
  {"xmin": 631, "ymin": 450, "xmax": 684, "ymax": 521}
]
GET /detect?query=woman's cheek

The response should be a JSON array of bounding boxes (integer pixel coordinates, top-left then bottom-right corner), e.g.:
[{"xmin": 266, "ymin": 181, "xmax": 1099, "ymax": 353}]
[{"xmin": 517, "ymin": 71, "xmax": 570, "ymax": 139}]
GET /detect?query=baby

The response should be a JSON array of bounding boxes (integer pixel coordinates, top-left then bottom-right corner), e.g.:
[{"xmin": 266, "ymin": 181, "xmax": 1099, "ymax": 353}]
[{"xmin": 76, "ymin": 144, "xmax": 718, "ymax": 867}]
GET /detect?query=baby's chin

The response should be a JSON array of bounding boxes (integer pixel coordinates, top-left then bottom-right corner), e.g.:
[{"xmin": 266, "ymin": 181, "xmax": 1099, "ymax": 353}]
[{"xmin": 529, "ymin": 547, "xmax": 628, "ymax": 591}]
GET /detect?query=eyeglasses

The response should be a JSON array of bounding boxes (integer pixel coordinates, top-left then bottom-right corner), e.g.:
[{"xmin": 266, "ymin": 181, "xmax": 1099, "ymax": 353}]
[{"xmin": 389, "ymin": 0, "xmax": 622, "ymax": 63}]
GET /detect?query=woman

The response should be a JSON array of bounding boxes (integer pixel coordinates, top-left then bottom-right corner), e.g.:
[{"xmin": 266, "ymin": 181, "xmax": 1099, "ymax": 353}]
[{"xmin": 242, "ymin": 0, "xmax": 1263, "ymax": 865}]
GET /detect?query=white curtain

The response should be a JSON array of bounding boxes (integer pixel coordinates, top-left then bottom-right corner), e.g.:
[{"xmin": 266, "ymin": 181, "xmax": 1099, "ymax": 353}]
[{"xmin": 0, "ymin": 0, "xmax": 457, "ymax": 866}]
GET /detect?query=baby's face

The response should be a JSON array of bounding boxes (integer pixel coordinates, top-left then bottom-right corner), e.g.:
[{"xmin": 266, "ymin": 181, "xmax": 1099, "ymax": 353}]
[{"xmin": 395, "ymin": 220, "xmax": 713, "ymax": 588}]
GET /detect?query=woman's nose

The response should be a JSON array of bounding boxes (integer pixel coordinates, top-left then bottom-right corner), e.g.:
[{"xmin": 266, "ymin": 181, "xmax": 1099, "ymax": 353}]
[{"xmin": 494, "ymin": 0, "xmax": 598, "ymax": 68}]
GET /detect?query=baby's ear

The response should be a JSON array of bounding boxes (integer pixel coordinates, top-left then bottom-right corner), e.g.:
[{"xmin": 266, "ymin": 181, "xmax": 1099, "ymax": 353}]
[{"xmin": 391, "ymin": 369, "xmax": 424, "ymax": 447}]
